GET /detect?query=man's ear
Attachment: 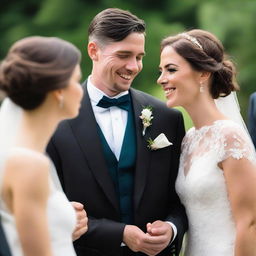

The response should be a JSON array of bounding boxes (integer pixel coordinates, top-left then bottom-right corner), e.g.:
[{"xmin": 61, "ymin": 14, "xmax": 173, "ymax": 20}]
[{"xmin": 88, "ymin": 41, "xmax": 99, "ymax": 61}]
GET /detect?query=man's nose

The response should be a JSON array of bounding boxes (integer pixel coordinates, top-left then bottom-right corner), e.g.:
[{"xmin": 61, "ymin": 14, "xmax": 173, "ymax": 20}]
[{"xmin": 126, "ymin": 58, "xmax": 140, "ymax": 72}]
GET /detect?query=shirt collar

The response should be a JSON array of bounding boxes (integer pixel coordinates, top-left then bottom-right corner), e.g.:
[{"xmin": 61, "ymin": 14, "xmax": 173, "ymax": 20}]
[{"xmin": 87, "ymin": 76, "xmax": 129, "ymax": 107}]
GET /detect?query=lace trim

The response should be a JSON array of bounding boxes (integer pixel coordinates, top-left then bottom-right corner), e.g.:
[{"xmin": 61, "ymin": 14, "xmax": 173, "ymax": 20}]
[{"xmin": 181, "ymin": 120, "xmax": 256, "ymax": 176}]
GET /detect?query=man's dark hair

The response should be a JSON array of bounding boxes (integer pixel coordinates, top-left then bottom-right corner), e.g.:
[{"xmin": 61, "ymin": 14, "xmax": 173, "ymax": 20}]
[{"xmin": 88, "ymin": 8, "xmax": 146, "ymax": 44}]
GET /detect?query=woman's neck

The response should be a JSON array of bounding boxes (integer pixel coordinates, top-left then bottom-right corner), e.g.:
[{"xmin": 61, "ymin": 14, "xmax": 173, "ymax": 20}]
[
  {"xmin": 15, "ymin": 106, "xmax": 61, "ymax": 153},
  {"xmin": 184, "ymin": 97, "xmax": 227, "ymax": 130}
]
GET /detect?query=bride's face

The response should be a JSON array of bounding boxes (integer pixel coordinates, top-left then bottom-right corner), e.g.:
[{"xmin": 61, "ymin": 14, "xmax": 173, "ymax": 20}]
[
  {"xmin": 157, "ymin": 45, "xmax": 202, "ymax": 108},
  {"xmin": 62, "ymin": 64, "xmax": 83, "ymax": 118}
]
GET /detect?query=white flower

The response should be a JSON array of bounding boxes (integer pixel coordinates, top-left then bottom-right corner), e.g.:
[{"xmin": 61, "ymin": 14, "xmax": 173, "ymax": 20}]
[
  {"xmin": 148, "ymin": 133, "xmax": 172, "ymax": 150},
  {"xmin": 141, "ymin": 108, "xmax": 152, "ymax": 120},
  {"xmin": 140, "ymin": 106, "xmax": 153, "ymax": 136}
]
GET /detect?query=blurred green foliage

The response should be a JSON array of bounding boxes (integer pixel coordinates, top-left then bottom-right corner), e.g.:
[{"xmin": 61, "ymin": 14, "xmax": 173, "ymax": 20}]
[{"xmin": 1, "ymin": 0, "xmax": 255, "ymax": 129}]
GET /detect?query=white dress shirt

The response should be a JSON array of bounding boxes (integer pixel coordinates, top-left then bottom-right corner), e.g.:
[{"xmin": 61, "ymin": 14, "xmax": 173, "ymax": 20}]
[{"xmin": 87, "ymin": 77, "xmax": 128, "ymax": 160}]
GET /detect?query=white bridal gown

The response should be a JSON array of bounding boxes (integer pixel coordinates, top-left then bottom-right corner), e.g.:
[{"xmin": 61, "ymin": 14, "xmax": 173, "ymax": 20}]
[
  {"xmin": 0, "ymin": 148, "xmax": 77, "ymax": 256},
  {"xmin": 176, "ymin": 120, "xmax": 256, "ymax": 256}
]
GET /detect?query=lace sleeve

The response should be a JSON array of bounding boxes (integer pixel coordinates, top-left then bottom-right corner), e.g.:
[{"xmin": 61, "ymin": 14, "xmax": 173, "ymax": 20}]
[{"xmin": 219, "ymin": 124, "xmax": 256, "ymax": 164}]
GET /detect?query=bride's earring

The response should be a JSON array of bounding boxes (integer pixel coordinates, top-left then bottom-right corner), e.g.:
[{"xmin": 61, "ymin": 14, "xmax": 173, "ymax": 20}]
[
  {"xmin": 59, "ymin": 95, "xmax": 64, "ymax": 109},
  {"xmin": 199, "ymin": 81, "xmax": 204, "ymax": 93}
]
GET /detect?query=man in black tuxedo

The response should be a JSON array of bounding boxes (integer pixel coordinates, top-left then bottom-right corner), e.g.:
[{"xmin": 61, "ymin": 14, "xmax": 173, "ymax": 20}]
[{"xmin": 47, "ymin": 8, "xmax": 187, "ymax": 256}]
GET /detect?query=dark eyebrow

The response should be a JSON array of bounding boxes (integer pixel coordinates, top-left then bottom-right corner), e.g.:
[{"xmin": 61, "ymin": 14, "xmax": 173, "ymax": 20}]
[
  {"xmin": 159, "ymin": 63, "xmax": 178, "ymax": 70},
  {"xmin": 164, "ymin": 63, "xmax": 178, "ymax": 69},
  {"xmin": 116, "ymin": 50, "xmax": 145, "ymax": 57}
]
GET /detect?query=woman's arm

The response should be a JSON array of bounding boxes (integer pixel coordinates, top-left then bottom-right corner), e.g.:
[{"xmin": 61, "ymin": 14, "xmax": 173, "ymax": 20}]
[
  {"xmin": 222, "ymin": 157, "xmax": 256, "ymax": 256},
  {"xmin": 3, "ymin": 152, "xmax": 53, "ymax": 256}
]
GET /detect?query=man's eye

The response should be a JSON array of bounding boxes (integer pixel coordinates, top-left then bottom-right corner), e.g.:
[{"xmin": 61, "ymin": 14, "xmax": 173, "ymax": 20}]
[
  {"xmin": 118, "ymin": 55, "xmax": 129, "ymax": 59},
  {"xmin": 136, "ymin": 56, "xmax": 143, "ymax": 61}
]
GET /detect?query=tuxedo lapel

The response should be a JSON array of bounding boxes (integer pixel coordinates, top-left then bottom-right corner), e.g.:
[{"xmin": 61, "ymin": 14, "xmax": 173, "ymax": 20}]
[
  {"xmin": 69, "ymin": 82, "xmax": 119, "ymax": 212},
  {"xmin": 130, "ymin": 89, "xmax": 151, "ymax": 210}
]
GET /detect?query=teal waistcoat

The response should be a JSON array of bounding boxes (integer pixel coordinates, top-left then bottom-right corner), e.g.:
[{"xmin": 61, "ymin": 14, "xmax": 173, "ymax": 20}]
[{"xmin": 97, "ymin": 104, "xmax": 136, "ymax": 224}]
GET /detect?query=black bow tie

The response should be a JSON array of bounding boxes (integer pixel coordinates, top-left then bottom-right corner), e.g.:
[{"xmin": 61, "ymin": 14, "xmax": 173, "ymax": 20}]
[{"xmin": 96, "ymin": 94, "xmax": 131, "ymax": 111}]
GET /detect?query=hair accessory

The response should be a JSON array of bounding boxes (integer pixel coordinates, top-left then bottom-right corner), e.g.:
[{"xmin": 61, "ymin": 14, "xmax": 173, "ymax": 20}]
[{"xmin": 180, "ymin": 33, "xmax": 203, "ymax": 50}]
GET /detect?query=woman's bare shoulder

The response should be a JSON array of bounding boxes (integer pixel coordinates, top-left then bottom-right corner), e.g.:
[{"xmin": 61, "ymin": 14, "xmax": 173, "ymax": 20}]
[{"xmin": 4, "ymin": 148, "xmax": 50, "ymax": 180}]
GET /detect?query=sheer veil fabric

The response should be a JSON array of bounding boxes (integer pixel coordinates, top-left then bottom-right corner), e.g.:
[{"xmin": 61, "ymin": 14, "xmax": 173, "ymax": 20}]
[
  {"xmin": 0, "ymin": 98, "xmax": 63, "ymax": 190},
  {"xmin": 0, "ymin": 98, "xmax": 22, "ymax": 187},
  {"xmin": 215, "ymin": 92, "xmax": 256, "ymax": 152},
  {"xmin": 214, "ymin": 92, "xmax": 250, "ymax": 137},
  {"xmin": 0, "ymin": 98, "xmax": 22, "ymax": 150}
]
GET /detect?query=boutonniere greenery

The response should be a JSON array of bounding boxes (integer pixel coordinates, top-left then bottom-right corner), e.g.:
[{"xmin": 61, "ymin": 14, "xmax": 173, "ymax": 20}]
[
  {"xmin": 147, "ymin": 133, "xmax": 173, "ymax": 150},
  {"xmin": 139, "ymin": 106, "xmax": 153, "ymax": 136}
]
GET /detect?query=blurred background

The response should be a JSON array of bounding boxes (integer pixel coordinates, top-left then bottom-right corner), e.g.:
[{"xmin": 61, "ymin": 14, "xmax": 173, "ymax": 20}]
[{"xmin": 1, "ymin": 0, "xmax": 255, "ymax": 130}]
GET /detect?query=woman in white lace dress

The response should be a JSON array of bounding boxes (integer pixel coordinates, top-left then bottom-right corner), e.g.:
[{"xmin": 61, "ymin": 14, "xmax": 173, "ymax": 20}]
[
  {"xmin": 0, "ymin": 37, "xmax": 87, "ymax": 256},
  {"xmin": 157, "ymin": 29, "xmax": 256, "ymax": 256}
]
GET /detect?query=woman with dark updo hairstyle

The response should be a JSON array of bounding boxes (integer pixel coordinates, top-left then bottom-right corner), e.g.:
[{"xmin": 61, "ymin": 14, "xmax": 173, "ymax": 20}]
[
  {"xmin": 0, "ymin": 36, "xmax": 87, "ymax": 256},
  {"xmin": 157, "ymin": 29, "xmax": 256, "ymax": 255}
]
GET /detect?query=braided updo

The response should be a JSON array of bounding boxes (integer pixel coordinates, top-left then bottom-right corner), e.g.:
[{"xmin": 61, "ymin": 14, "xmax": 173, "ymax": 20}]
[
  {"xmin": 0, "ymin": 36, "xmax": 81, "ymax": 110},
  {"xmin": 160, "ymin": 29, "xmax": 239, "ymax": 99}
]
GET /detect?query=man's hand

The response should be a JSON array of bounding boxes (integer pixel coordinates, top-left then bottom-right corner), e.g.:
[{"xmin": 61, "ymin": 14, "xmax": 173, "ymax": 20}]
[
  {"xmin": 146, "ymin": 220, "xmax": 173, "ymax": 255},
  {"xmin": 123, "ymin": 223, "xmax": 172, "ymax": 256},
  {"xmin": 71, "ymin": 202, "xmax": 88, "ymax": 241}
]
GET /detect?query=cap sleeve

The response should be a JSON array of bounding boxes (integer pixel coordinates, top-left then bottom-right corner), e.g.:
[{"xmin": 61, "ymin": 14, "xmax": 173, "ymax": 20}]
[{"xmin": 219, "ymin": 123, "xmax": 256, "ymax": 164}]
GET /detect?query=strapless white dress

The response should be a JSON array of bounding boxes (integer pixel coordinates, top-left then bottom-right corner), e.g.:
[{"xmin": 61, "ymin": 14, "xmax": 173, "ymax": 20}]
[
  {"xmin": 0, "ymin": 148, "xmax": 77, "ymax": 256},
  {"xmin": 176, "ymin": 120, "xmax": 256, "ymax": 256}
]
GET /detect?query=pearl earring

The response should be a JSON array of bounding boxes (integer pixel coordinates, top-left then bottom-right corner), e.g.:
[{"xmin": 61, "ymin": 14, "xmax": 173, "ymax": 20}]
[
  {"xmin": 199, "ymin": 82, "xmax": 204, "ymax": 93},
  {"xmin": 59, "ymin": 95, "xmax": 64, "ymax": 109}
]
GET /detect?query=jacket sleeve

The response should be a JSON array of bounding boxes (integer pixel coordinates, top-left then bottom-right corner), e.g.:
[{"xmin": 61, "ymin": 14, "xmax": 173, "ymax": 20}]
[
  {"xmin": 46, "ymin": 136, "xmax": 126, "ymax": 255},
  {"xmin": 165, "ymin": 111, "xmax": 188, "ymax": 256},
  {"xmin": 46, "ymin": 138, "xmax": 65, "ymax": 190}
]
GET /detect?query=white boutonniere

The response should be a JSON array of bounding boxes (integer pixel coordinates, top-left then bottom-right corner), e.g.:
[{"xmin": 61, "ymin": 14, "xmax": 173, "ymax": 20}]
[
  {"xmin": 147, "ymin": 133, "xmax": 172, "ymax": 150},
  {"xmin": 140, "ymin": 106, "xmax": 153, "ymax": 136}
]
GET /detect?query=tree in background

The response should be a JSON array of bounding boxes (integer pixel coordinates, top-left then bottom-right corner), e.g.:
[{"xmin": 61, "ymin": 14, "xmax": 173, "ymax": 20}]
[{"xmin": 1, "ymin": 0, "xmax": 255, "ymax": 129}]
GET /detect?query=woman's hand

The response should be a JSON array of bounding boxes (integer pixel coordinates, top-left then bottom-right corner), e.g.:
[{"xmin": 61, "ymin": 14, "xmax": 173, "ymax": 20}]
[{"xmin": 71, "ymin": 202, "xmax": 88, "ymax": 241}]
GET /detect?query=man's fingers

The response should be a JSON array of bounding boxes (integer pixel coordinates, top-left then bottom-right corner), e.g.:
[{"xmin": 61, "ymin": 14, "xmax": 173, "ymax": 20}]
[
  {"xmin": 72, "ymin": 225, "xmax": 88, "ymax": 241},
  {"xmin": 150, "ymin": 226, "xmax": 166, "ymax": 235},
  {"xmin": 71, "ymin": 201, "xmax": 84, "ymax": 210},
  {"xmin": 143, "ymin": 234, "xmax": 167, "ymax": 245},
  {"xmin": 76, "ymin": 209, "xmax": 87, "ymax": 219},
  {"xmin": 76, "ymin": 217, "xmax": 88, "ymax": 228},
  {"xmin": 140, "ymin": 242, "xmax": 166, "ymax": 255}
]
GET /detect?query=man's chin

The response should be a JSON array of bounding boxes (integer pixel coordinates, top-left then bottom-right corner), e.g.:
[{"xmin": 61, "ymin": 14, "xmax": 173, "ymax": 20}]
[
  {"xmin": 122, "ymin": 84, "xmax": 132, "ymax": 91},
  {"xmin": 114, "ymin": 82, "xmax": 133, "ymax": 92}
]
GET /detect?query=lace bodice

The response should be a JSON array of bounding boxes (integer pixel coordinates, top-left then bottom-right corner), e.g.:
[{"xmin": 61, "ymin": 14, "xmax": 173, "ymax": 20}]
[{"xmin": 176, "ymin": 120, "xmax": 256, "ymax": 256}]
